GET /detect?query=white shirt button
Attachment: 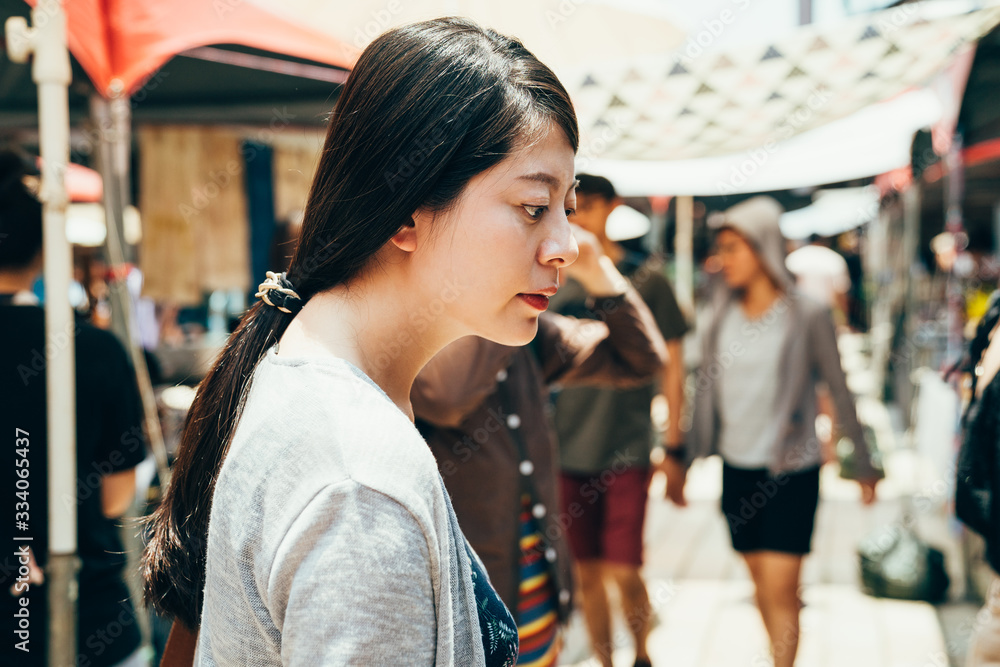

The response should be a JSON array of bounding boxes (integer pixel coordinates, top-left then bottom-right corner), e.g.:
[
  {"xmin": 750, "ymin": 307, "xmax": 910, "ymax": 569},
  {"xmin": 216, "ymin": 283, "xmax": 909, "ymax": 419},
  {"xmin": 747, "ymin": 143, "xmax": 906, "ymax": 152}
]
[
  {"xmin": 495, "ymin": 369, "xmax": 508, "ymax": 382},
  {"xmin": 559, "ymin": 589, "xmax": 571, "ymax": 605},
  {"xmin": 545, "ymin": 547, "xmax": 557, "ymax": 563},
  {"xmin": 506, "ymin": 413, "xmax": 521, "ymax": 429},
  {"xmin": 519, "ymin": 460, "xmax": 535, "ymax": 476},
  {"xmin": 532, "ymin": 503, "xmax": 546, "ymax": 519}
]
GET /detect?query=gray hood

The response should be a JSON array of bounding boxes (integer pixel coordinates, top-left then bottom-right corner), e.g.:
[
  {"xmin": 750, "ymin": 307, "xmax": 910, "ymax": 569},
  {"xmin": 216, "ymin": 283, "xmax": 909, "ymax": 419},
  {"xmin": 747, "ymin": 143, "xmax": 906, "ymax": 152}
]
[{"xmin": 708, "ymin": 195, "xmax": 794, "ymax": 291}]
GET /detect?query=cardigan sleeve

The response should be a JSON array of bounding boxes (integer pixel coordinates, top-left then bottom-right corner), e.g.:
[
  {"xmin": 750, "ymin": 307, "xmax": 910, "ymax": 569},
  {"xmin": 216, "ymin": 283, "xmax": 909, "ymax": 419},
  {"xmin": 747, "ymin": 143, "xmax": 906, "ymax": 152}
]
[
  {"xmin": 266, "ymin": 479, "xmax": 437, "ymax": 666},
  {"xmin": 535, "ymin": 286, "xmax": 668, "ymax": 388},
  {"xmin": 809, "ymin": 305, "xmax": 884, "ymax": 481}
]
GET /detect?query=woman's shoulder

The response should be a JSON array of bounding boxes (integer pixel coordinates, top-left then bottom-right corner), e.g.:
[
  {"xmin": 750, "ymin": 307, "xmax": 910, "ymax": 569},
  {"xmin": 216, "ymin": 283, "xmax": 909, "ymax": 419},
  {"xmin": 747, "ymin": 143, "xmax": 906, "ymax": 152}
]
[{"xmin": 221, "ymin": 349, "xmax": 443, "ymax": 519}]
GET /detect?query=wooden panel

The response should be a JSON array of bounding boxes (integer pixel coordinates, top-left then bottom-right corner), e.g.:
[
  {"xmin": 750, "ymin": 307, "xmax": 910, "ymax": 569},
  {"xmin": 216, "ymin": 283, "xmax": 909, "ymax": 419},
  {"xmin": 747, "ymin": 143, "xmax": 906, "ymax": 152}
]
[{"xmin": 138, "ymin": 125, "xmax": 250, "ymax": 304}]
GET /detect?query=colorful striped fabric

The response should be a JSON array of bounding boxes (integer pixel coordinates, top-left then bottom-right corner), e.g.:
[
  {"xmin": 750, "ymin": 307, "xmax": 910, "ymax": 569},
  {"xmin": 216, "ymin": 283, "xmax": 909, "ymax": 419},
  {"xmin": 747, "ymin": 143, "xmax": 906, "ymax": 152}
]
[{"xmin": 516, "ymin": 494, "xmax": 560, "ymax": 667}]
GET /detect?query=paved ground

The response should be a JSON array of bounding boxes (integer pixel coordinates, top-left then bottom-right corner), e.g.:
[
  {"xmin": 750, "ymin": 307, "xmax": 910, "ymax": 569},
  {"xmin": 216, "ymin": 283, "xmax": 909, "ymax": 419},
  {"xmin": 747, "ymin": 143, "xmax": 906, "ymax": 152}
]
[
  {"xmin": 559, "ymin": 457, "xmax": 969, "ymax": 667},
  {"xmin": 558, "ymin": 332, "xmax": 981, "ymax": 667}
]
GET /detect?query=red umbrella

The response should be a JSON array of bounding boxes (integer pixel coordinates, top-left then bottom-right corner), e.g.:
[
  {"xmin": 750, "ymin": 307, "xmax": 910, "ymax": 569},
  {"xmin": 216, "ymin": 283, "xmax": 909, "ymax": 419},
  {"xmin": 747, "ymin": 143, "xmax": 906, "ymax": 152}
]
[{"xmin": 31, "ymin": 0, "xmax": 357, "ymax": 96}]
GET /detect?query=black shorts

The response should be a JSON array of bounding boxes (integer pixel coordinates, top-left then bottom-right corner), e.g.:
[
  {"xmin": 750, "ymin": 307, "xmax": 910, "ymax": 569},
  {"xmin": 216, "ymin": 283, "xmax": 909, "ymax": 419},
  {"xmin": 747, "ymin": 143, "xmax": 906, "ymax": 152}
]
[{"xmin": 721, "ymin": 462, "xmax": 821, "ymax": 555}]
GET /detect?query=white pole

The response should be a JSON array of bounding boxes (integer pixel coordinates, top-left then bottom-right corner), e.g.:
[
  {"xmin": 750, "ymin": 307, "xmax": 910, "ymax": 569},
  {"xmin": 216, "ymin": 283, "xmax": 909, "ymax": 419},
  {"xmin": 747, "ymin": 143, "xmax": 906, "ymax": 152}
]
[
  {"xmin": 5, "ymin": 2, "xmax": 77, "ymax": 665},
  {"xmin": 675, "ymin": 194, "xmax": 695, "ymax": 317}
]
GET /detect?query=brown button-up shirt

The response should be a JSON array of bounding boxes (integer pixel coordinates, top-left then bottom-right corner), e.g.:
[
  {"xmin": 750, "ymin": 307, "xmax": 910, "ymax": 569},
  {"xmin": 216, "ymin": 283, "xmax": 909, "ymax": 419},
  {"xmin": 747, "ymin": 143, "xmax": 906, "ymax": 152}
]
[{"xmin": 411, "ymin": 287, "xmax": 668, "ymax": 621}]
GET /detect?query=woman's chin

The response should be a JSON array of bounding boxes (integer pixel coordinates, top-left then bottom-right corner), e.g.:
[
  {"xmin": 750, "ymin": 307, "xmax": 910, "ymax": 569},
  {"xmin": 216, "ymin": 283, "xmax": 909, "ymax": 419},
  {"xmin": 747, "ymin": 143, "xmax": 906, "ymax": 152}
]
[{"xmin": 477, "ymin": 316, "xmax": 539, "ymax": 347}]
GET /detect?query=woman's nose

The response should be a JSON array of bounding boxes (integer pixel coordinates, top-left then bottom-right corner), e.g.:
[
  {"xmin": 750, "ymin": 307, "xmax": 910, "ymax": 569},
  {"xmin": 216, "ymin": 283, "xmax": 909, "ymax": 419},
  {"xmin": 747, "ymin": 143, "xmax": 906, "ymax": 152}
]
[{"xmin": 539, "ymin": 217, "xmax": 579, "ymax": 268}]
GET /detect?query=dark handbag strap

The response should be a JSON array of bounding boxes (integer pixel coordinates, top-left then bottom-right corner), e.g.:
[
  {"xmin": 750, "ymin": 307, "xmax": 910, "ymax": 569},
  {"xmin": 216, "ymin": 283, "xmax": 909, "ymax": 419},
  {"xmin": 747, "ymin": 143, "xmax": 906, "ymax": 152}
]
[{"xmin": 161, "ymin": 621, "xmax": 198, "ymax": 667}]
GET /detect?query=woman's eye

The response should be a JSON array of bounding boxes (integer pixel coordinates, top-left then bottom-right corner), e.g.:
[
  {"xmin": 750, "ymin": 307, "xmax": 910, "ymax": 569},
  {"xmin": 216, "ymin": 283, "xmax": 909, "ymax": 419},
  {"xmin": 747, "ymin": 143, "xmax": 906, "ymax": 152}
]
[
  {"xmin": 523, "ymin": 205, "xmax": 546, "ymax": 220},
  {"xmin": 565, "ymin": 208, "xmax": 576, "ymax": 217}
]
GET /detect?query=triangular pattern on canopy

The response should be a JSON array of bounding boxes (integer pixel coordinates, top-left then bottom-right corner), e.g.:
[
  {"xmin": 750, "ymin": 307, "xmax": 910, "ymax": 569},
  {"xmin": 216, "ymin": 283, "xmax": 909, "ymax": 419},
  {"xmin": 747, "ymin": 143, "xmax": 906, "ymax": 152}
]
[{"xmin": 568, "ymin": 1, "xmax": 1000, "ymax": 162}]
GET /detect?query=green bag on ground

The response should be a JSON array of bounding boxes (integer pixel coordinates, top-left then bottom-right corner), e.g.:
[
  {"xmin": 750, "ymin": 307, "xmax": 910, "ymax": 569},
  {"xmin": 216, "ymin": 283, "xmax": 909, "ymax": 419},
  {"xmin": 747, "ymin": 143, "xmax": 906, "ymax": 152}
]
[{"xmin": 857, "ymin": 522, "xmax": 950, "ymax": 602}]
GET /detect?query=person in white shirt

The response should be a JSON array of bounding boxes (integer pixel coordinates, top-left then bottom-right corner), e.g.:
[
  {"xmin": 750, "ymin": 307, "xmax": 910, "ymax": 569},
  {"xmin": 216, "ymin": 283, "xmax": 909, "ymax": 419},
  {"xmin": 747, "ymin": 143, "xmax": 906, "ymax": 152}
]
[{"xmin": 785, "ymin": 235, "xmax": 851, "ymax": 327}]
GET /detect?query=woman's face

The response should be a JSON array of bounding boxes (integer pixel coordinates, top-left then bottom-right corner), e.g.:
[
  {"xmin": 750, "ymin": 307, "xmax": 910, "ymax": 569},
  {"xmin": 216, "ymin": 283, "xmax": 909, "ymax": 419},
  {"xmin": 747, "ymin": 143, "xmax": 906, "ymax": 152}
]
[
  {"xmin": 410, "ymin": 123, "xmax": 579, "ymax": 346},
  {"xmin": 716, "ymin": 228, "xmax": 765, "ymax": 290}
]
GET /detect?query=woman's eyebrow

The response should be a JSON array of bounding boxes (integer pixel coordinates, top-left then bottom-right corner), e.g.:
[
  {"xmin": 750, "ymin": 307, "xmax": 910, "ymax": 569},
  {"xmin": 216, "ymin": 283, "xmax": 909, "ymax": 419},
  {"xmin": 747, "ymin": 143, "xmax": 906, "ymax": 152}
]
[{"xmin": 517, "ymin": 173, "xmax": 580, "ymax": 193}]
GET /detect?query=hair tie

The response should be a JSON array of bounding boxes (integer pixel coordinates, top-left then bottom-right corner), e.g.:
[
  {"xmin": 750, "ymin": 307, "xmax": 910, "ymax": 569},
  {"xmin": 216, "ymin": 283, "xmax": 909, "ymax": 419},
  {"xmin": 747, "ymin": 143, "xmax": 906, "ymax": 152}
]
[{"xmin": 255, "ymin": 271, "xmax": 303, "ymax": 314}]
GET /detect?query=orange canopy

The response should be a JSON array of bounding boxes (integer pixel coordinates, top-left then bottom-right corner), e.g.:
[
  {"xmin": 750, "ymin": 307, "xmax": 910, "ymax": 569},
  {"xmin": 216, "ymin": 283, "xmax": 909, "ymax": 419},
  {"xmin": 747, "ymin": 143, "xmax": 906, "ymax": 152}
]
[{"xmin": 31, "ymin": 0, "xmax": 358, "ymax": 96}]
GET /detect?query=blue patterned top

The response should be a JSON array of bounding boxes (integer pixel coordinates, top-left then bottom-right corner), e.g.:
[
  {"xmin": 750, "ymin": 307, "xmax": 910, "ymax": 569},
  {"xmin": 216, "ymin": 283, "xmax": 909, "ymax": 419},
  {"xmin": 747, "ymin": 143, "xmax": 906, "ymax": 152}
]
[{"xmin": 466, "ymin": 542, "xmax": 519, "ymax": 666}]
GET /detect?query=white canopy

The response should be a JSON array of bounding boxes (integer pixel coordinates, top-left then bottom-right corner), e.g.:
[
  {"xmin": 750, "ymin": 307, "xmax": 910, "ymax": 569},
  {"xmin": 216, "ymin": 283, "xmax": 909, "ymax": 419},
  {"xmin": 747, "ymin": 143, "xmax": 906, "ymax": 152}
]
[
  {"xmin": 583, "ymin": 87, "xmax": 942, "ymax": 196},
  {"xmin": 780, "ymin": 186, "xmax": 881, "ymax": 240},
  {"xmin": 565, "ymin": 1, "xmax": 1000, "ymax": 162},
  {"xmin": 247, "ymin": 0, "xmax": 686, "ymax": 74}
]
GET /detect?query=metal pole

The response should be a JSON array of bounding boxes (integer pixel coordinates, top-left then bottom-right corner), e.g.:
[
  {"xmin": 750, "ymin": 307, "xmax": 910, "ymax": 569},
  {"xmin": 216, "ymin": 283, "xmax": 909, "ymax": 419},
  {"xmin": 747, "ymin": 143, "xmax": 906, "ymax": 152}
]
[
  {"xmin": 90, "ymin": 92, "xmax": 171, "ymax": 486},
  {"xmin": 90, "ymin": 90, "xmax": 167, "ymax": 655},
  {"xmin": 5, "ymin": 2, "xmax": 78, "ymax": 665},
  {"xmin": 675, "ymin": 194, "xmax": 695, "ymax": 317}
]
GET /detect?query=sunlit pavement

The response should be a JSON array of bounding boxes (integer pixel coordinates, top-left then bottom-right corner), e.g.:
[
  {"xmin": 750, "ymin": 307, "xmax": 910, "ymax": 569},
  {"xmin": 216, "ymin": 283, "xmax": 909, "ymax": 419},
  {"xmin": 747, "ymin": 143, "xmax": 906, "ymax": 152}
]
[{"xmin": 559, "ymin": 333, "xmax": 977, "ymax": 667}]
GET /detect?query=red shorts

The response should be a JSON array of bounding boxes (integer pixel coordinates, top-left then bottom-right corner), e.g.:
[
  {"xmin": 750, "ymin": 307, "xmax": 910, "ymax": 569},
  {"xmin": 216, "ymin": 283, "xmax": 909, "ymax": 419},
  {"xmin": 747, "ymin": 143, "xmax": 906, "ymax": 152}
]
[{"xmin": 558, "ymin": 467, "xmax": 651, "ymax": 567}]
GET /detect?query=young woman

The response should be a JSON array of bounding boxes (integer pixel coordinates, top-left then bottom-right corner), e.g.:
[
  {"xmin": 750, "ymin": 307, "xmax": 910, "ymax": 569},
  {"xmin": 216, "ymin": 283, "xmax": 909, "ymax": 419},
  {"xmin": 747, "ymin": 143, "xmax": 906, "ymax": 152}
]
[
  {"xmin": 142, "ymin": 18, "xmax": 580, "ymax": 666},
  {"xmin": 659, "ymin": 196, "xmax": 882, "ymax": 667}
]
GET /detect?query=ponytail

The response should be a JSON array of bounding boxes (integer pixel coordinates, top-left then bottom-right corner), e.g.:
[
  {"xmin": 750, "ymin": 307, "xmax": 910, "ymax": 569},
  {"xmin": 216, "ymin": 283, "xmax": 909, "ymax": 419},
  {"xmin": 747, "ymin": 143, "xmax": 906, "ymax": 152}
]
[{"xmin": 141, "ymin": 302, "xmax": 289, "ymax": 627}]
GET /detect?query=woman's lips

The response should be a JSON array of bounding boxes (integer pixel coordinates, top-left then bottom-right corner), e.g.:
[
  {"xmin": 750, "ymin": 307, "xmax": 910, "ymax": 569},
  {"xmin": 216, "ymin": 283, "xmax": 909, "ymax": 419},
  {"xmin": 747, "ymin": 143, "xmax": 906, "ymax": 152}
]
[{"xmin": 517, "ymin": 293, "xmax": 550, "ymax": 311}]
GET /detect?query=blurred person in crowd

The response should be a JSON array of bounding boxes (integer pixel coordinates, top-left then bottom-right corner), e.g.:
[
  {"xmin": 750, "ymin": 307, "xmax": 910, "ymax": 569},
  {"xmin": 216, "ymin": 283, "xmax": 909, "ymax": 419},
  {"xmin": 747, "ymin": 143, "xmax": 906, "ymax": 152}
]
[
  {"xmin": 786, "ymin": 234, "xmax": 853, "ymax": 462},
  {"xmin": 836, "ymin": 230, "xmax": 866, "ymax": 331},
  {"xmin": 143, "ymin": 18, "xmax": 583, "ymax": 667},
  {"xmin": 664, "ymin": 196, "xmax": 882, "ymax": 667},
  {"xmin": 954, "ymin": 292, "xmax": 1000, "ymax": 666},
  {"xmin": 412, "ymin": 224, "xmax": 667, "ymax": 667},
  {"xmin": 0, "ymin": 150, "xmax": 149, "ymax": 666},
  {"xmin": 785, "ymin": 234, "xmax": 851, "ymax": 329},
  {"xmin": 549, "ymin": 174, "xmax": 689, "ymax": 667}
]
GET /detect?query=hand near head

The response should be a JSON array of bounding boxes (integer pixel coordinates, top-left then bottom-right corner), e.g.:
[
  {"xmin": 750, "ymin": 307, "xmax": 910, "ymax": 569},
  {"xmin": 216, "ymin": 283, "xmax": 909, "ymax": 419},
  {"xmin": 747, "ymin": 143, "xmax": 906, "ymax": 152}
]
[{"xmin": 562, "ymin": 224, "xmax": 628, "ymax": 298}]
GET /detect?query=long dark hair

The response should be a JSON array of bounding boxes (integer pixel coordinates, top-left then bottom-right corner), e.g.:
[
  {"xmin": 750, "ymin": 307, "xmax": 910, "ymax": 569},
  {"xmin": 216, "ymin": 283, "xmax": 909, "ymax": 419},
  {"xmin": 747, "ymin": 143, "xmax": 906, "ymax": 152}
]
[{"xmin": 142, "ymin": 17, "xmax": 578, "ymax": 628}]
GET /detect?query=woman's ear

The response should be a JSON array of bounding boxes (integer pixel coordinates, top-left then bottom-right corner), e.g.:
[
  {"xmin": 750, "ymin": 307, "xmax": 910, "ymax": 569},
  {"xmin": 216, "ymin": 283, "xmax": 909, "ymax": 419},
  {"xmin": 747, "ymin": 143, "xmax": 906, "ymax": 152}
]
[
  {"xmin": 390, "ymin": 207, "xmax": 434, "ymax": 253},
  {"xmin": 389, "ymin": 217, "xmax": 418, "ymax": 253}
]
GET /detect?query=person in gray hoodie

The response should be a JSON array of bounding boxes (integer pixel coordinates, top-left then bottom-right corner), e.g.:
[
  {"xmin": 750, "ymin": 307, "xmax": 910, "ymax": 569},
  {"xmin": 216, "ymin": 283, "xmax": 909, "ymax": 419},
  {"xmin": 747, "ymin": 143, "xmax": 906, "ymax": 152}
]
[{"xmin": 658, "ymin": 196, "xmax": 882, "ymax": 667}]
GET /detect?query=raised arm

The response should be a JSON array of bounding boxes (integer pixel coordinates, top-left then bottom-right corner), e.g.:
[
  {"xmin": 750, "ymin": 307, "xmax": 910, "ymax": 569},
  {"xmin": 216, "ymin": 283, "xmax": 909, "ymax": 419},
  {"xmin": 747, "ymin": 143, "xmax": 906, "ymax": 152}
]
[
  {"xmin": 537, "ymin": 287, "xmax": 667, "ymax": 388},
  {"xmin": 537, "ymin": 225, "xmax": 667, "ymax": 387}
]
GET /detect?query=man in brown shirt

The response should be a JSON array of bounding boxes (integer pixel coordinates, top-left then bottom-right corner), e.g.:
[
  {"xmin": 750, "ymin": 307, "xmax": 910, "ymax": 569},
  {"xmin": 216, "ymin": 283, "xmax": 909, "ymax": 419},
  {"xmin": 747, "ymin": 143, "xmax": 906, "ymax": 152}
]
[{"xmin": 412, "ymin": 226, "xmax": 668, "ymax": 665}]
